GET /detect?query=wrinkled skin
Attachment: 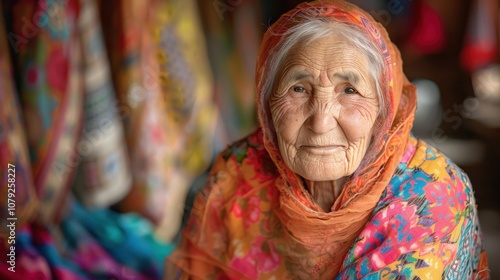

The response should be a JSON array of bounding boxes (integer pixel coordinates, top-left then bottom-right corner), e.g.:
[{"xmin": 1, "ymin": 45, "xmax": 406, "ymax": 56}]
[{"xmin": 269, "ymin": 35, "xmax": 379, "ymax": 210}]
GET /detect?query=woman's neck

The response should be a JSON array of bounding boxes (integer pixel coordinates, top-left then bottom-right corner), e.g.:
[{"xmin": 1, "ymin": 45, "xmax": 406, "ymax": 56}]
[{"xmin": 305, "ymin": 178, "xmax": 346, "ymax": 212}]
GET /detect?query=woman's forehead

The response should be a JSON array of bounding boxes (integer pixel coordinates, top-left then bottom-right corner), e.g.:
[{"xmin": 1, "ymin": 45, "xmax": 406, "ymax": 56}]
[
  {"xmin": 291, "ymin": 33, "xmax": 367, "ymax": 57},
  {"xmin": 279, "ymin": 36, "xmax": 371, "ymax": 76}
]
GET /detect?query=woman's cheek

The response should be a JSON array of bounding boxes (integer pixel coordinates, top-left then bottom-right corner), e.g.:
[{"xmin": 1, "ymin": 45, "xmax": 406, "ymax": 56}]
[
  {"xmin": 277, "ymin": 111, "xmax": 301, "ymax": 142},
  {"xmin": 339, "ymin": 105, "xmax": 377, "ymax": 141},
  {"xmin": 271, "ymin": 98, "xmax": 302, "ymax": 133},
  {"xmin": 271, "ymin": 103, "xmax": 288, "ymax": 131}
]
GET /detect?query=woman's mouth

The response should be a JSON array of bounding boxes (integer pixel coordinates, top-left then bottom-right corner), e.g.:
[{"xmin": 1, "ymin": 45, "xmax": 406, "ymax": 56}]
[{"xmin": 300, "ymin": 145, "xmax": 344, "ymax": 155}]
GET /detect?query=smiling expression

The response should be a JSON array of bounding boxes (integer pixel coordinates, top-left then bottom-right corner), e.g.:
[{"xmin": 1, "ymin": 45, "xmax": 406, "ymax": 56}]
[{"xmin": 269, "ymin": 35, "xmax": 380, "ymax": 181}]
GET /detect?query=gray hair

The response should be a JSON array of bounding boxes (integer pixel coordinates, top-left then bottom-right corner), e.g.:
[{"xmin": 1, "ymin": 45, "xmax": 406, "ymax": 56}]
[
  {"xmin": 261, "ymin": 18, "xmax": 389, "ymax": 172},
  {"xmin": 262, "ymin": 19, "xmax": 387, "ymax": 120}
]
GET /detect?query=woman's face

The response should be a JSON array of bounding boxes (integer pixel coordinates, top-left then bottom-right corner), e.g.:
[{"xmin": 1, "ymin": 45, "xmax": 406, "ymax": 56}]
[{"xmin": 270, "ymin": 35, "xmax": 379, "ymax": 181}]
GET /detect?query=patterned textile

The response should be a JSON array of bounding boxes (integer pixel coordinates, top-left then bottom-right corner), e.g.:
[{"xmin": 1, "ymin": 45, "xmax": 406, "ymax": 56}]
[
  {"xmin": 338, "ymin": 136, "xmax": 489, "ymax": 279},
  {"xmin": 0, "ymin": 200, "xmax": 174, "ymax": 279},
  {"xmin": 72, "ymin": 0, "xmax": 132, "ymax": 208},
  {"xmin": 167, "ymin": 0, "xmax": 489, "ymax": 279},
  {"xmin": 197, "ymin": 0, "xmax": 261, "ymax": 143},
  {"xmin": 169, "ymin": 130, "xmax": 489, "ymax": 279},
  {"xmin": 0, "ymin": 0, "xmax": 176, "ymax": 278},
  {"xmin": 0, "ymin": 1, "xmax": 38, "ymax": 234},
  {"xmin": 4, "ymin": 0, "xmax": 84, "ymax": 225},
  {"xmin": 100, "ymin": 0, "xmax": 218, "ymax": 241}
]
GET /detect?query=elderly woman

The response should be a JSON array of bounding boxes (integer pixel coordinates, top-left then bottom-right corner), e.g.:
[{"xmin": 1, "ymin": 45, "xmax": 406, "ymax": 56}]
[{"xmin": 167, "ymin": 0, "xmax": 489, "ymax": 279}]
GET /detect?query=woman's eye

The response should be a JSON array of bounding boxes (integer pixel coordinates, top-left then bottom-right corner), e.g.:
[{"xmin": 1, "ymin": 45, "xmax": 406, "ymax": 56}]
[
  {"xmin": 344, "ymin": 87, "xmax": 359, "ymax": 94},
  {"xmin": 292, "ymin": 86, "xmax": 306, "ymax": 93}
]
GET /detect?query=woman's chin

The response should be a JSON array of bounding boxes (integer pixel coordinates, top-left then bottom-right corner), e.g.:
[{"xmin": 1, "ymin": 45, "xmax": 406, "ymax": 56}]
[{"xmin": 295, "ymin": 165, "xmax": 348, "ymax": 182}]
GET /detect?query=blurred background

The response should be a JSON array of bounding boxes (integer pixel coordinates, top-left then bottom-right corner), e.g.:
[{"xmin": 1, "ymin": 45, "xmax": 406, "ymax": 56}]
[{"xmin": 0, "ymin": 0, "xmax": 498, "ymax": 279}]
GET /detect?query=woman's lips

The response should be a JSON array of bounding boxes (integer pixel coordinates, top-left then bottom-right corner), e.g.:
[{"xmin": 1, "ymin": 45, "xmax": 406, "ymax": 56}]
[{"xmin": 300, "ymin": 145, "xmax": 344, "ymax": 155}]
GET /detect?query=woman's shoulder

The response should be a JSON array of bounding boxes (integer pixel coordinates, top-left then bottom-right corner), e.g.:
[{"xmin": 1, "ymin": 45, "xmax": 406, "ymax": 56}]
[
  {"xmin": 371, "ymin": 136, "xmax": 478, "ymax": 238},
  {"xmin": 203, "ymin": 128, "xmax": 278, "ymax": 199},
  {"xmin": 220, "ymin": 128, "xmax": 265, "ymax": 166},
  {"xmin": 341, "ymin": 136, "xmax": 487, "ymax": 279},
  {"xmin": 383, "ymin": 136, "xmax": 473, "ymax": 204}
]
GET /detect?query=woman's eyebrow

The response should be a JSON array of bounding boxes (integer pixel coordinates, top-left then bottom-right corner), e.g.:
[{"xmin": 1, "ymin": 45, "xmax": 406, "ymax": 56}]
[
  {"xmin": 333, "ymin": 72, "xmax": 360, "ymax": 84},
  {"xmin": 282, "ymin": 69, "xmax": 312, "ymax": 83}
]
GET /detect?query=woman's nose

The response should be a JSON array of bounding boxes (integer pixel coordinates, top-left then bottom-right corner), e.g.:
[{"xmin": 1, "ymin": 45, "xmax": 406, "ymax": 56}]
[{"xmin": 307, "ymin": 102, "xmax": 338, "ymax": 134}]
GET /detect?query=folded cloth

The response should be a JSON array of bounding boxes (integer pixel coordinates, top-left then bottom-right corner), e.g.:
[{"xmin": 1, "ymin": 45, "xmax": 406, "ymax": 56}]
[{"xmin": 0, "ymin": 201, "xmax": 175, "ymax": 279}]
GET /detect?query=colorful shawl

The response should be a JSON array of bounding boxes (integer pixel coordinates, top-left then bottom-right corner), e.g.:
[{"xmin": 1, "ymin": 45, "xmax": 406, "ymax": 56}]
[{"xmin": 168, "ymin": 0, "xmax": 489, "ymax": 279}]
